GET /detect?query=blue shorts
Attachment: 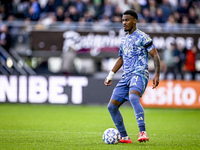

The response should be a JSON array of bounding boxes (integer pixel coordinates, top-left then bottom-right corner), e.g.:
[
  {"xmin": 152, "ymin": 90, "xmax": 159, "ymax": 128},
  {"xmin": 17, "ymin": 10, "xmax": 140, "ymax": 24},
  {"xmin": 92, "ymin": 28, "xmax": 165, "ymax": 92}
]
[{"xmin": 111, "ymin": 74, "xmax": 148, "ymax": 103}]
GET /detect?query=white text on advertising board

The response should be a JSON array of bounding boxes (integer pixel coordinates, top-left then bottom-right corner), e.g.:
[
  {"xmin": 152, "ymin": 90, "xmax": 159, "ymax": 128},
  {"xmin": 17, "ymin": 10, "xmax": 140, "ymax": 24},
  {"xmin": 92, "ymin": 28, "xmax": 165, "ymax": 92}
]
[{"xmin": 0, "ymin": 75, "xmax": 88, "ymax": 104}]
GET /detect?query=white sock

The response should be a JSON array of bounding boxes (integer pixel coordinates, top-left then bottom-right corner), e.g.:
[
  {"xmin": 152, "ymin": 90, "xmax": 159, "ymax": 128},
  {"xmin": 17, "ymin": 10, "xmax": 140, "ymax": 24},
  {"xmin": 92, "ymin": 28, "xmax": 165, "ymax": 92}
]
[{"xmin": 122, "ymin": 136, "xmax": 129, "ymax": 140}]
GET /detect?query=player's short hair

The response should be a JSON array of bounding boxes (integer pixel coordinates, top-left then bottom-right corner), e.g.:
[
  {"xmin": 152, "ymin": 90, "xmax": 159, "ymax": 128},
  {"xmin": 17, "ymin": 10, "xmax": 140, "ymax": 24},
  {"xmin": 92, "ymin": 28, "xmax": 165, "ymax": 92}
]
[{"xmin": 123, "ymin": 9, "xmax": 138, "ymax": 20}]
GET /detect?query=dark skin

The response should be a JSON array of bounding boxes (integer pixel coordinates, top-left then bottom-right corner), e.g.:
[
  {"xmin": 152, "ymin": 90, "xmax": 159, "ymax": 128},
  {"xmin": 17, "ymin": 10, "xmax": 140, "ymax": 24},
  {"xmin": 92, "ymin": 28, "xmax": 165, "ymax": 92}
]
[{"xmin": 104, "ymin": 14, "xmax": 160, "ymax": 106}]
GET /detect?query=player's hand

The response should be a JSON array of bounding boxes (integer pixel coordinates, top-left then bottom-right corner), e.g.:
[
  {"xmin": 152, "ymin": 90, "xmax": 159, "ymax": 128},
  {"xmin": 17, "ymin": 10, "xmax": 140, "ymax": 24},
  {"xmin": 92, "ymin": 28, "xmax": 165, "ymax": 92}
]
[
  {"xmin": 152, "ymin": 75, "xmax": 159, "ymax": 89},
  {"xmin": 104, "ymin": 78, "xmax": 112, "ymax": 86}
]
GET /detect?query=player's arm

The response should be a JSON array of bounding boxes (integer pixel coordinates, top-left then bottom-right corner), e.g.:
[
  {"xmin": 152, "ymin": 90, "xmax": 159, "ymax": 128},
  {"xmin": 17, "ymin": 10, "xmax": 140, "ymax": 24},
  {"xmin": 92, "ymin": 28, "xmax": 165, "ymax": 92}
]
[
  {"xmin": 149, "ymin": 48, "xmax": 160, "ymax": 89},
  {"xmin": 104, "ymin": 57, "xmax": 123, "ymax": 86}
]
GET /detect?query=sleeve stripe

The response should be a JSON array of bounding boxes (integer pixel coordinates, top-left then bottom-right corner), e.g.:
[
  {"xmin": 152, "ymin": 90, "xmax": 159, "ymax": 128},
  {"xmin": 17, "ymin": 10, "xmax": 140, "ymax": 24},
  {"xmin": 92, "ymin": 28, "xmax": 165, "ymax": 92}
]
[{"xmin": 144, "ymin": 41, "xmax": 153, "ymax": 49}]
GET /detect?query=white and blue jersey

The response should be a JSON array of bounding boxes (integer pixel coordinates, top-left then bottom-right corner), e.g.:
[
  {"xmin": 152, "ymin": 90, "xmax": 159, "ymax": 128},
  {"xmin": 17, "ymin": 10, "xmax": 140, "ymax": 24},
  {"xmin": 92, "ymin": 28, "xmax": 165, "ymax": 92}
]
[
  {"xmin": 111, "ymin": 29, "xmax": 155, "ymax": 102},
  {"xmin": 119, "ymin": 29, "xmax": 155, "ymax": 79}
]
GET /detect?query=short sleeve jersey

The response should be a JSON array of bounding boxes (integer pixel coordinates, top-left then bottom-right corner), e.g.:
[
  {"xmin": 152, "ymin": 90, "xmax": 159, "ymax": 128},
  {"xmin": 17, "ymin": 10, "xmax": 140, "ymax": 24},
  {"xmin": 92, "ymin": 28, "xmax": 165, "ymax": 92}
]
[{"xmin": 119, "ymin": 29, "xmax": 155, "ymax": 79}]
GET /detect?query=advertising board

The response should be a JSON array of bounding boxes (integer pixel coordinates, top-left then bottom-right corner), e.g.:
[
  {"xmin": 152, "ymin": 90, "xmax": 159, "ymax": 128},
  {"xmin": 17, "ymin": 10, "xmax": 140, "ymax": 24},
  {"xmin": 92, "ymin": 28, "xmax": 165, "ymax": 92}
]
[{"xmin": 0, "ymin": 75, "xmax": 199, "ymax": 108}]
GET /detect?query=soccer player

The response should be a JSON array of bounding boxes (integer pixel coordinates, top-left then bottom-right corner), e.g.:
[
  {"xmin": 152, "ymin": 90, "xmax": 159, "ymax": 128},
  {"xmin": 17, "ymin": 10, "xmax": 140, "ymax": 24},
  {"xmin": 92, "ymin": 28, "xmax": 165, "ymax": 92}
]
[{"xmin": 104, "ymin": 9, "xmax": 160, "ymax": 143}]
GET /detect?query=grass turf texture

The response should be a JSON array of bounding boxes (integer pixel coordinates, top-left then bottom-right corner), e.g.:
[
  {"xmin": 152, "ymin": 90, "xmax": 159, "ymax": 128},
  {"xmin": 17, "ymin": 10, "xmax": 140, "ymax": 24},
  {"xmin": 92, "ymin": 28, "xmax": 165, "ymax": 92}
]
[{"xmin": 0, "ymin": 104, "xmax": 199, "ymax": 150}]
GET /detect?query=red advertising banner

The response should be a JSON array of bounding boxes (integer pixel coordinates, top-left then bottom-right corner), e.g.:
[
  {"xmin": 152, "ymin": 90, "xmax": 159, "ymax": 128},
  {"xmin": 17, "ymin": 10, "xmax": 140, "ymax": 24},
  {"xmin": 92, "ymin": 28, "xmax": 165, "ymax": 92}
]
[{"xmin": 141, "ymin": 80, "xmax": 200, "ymax": 108}]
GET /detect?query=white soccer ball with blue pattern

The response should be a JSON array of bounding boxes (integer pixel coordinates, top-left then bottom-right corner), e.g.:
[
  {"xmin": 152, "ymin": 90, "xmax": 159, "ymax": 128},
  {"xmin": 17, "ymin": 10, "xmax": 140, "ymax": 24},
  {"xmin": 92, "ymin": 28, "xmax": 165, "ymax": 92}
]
[{"xmin": 103, "ymin": 128, "xmax": 121, "ymax": 144}]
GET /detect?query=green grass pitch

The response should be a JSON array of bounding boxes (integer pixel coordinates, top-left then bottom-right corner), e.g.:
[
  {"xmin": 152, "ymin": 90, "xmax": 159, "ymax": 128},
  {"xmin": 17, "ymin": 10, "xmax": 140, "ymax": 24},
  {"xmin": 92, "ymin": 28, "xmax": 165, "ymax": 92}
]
[{"xmin": 0, "ymin": 104, "xmax": 200, "ymax": 150}]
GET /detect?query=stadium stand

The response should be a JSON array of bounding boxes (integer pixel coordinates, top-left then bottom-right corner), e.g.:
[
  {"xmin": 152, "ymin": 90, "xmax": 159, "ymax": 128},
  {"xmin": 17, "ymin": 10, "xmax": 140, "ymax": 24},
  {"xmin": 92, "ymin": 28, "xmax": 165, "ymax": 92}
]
[{"xmin": 0, "ymin": 0, "xmax": 200, "ymax": 80}]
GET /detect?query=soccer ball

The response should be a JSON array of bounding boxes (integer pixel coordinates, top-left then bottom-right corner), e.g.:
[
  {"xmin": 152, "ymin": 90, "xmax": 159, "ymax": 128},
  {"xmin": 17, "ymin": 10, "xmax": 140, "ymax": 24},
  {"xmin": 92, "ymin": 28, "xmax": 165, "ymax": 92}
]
[{"xmin": 103, "ymin": 128, "xmax": 121, "ymax": 144}]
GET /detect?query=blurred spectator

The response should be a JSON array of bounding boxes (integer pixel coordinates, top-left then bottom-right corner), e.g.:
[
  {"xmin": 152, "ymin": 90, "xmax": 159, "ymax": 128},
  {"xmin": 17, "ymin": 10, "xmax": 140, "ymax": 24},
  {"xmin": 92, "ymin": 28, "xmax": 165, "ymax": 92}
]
[
  {"xmin": 141, "ymin": 8, "xmax": 152, "ymax": 23},
  {"xmin": 188, "ymin": 7, "xmax": 197, "ymax": 24},
  {"xmin": 111, "ymin": 5, "xmax": 122, "ymax": 23},
  {"xmin": 83, "ymin": 11, "xmax": 94, "ymax": 22},
  {"xmin": 55, "ymin": 6, "xmax": 65, "ymax": 21},
  {"xmin": 174, "ymin": 43, "xmax": 187, "ymax": 79},
  {"xmin": 6, "ymin": 15, "xmax": 20, "ymax": 47},
  {"xmin": 112, "ymin": 15, "xmax": 122, "ymax": 23},
  {"xmin": 158, "ymin": 0, "xmax": 173, "ymax": 22},
  {"xmin": 0, "ymin": 1, "xmax": 13, "ymax": 20},
  {"xmin": 192, "ymin": 1, "xmax": 200, "ymax": 18},
  {"xmin": 154, "ymin": 7, "xmax": 165, "ymax": 23},
  {"xmin": 181, "ymin": 15, "xmax": 190, "ymax": 29},
  {"xmin": 30, "ymin": 0, "xmax": 41, "ymax": 14},
  {"xmin": 84, "ymin": 0, "xmax": 96, "ymax": 18},
  {"xmin": 12, "ymin": 0, "xmax": 30, "ymax": 19},
  {"xmin": 0, "ymin": 0, "xmax": 199, "ymax": 25},
  {"xmin": 75, "ymin": 0, "xmax": 87, "ymax": 17},
  {"xmin": 177, "ymin": 1, "xmax": 189, "ymax": 16},
  {"xmin": 132, "ymin": 0, "xmax": 142, "ymax": 13},
  {"xmin": 78, "ymin": 17, "xmax": 87, "ymax": 30},
  {"xmin": 93, "ymin": 0, "xmax": 103, "ymax": 19},
  {"xmin": 43, "ymin": 0, "xmax": 57, "ymax": 13},
  {"xmin": 118, "ymin": 0, "xmax": 132, "ymax": 13},
  {"xmin": 62, "ymin": 0, "xmax": 74, "ymax": 12},
  {"xmin": 137, "ymin": 0, "xmax": 148, "ymax": 9},
  {"xmin": 24, "ymin": 0, "xmax": 41, "ymax": 21},
  {"xmin": 25, "ymin": 6, "xmax": 39, "ymax": 21},
  {"xmin": 163, "ymin": 43, "xmax": 176, "ymax": 79},
  {"xmin": 164, "ymin": 14, "xmax": 179, "ymax": 32},
  {"xmin": 102, "ymin": 0, "xmax": 115, "ymax": 20},
  {"xmin": 113, "ymin": 5, "xmax": 122, "ymax": 18},
  {"xmin": 168, "ymin": 0, "xmax": 178, "ymax": 11},
  {"xmin": 183, "ymin": 45, "xmax": 197, "ymax": 80},
  {"xmin": 68, "ymin": 5, "xmax": 80, "ymax": 21},
  {"xmin": 173, "ymin": 11, "xmax": 181, "ymax": 23},
  {"xmin": 148, "ymin": 0, "xmax": 157, "ymax": 19},
  {"xmin": 0, "ymin": 24, "xmax": 12, "ymax": 51},
  {"xmin": 61, "ymin": 46, "xmax": 77, "ymax": 75},
  {"xmin": 0, "ymin": 4, "xmax": 8, "ymax": 20}
]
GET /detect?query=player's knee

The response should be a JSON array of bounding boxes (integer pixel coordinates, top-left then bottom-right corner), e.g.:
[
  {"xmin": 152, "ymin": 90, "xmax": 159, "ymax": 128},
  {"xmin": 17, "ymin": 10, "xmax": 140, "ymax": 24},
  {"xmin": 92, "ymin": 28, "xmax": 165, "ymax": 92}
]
[
  {"xmin": 129, "ymin": 94, "xmax": 140, "ymax": 105},
  {"xmin": 107, "ymin": 102, "xmax": 119, "ymax": 113}
]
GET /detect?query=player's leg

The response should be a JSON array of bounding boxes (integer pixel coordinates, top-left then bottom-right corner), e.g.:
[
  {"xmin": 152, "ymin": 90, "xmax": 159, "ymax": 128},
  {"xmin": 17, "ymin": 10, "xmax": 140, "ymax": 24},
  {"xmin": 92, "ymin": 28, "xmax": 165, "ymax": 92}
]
[
  {"xmin": 129, "ymin": 91, "xmax": 149, "ymax": 142},
  {"xmin": 107, "ymin": 99, "xmax": 132, "ymax": 143},
  {"xmin": 129, "ymin": 91, "xmax": 145, "ymax": 132},
  {"xmin": 107, "ymin": 79, "xmax": 132, "ymax": 143},
  {"xmin": 129, "ymin": 75, "xmax": 149, "ymax": 142},
  {"xmin": 107, "ymin": 99, "xmax": 127, "ymax": 137}
]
